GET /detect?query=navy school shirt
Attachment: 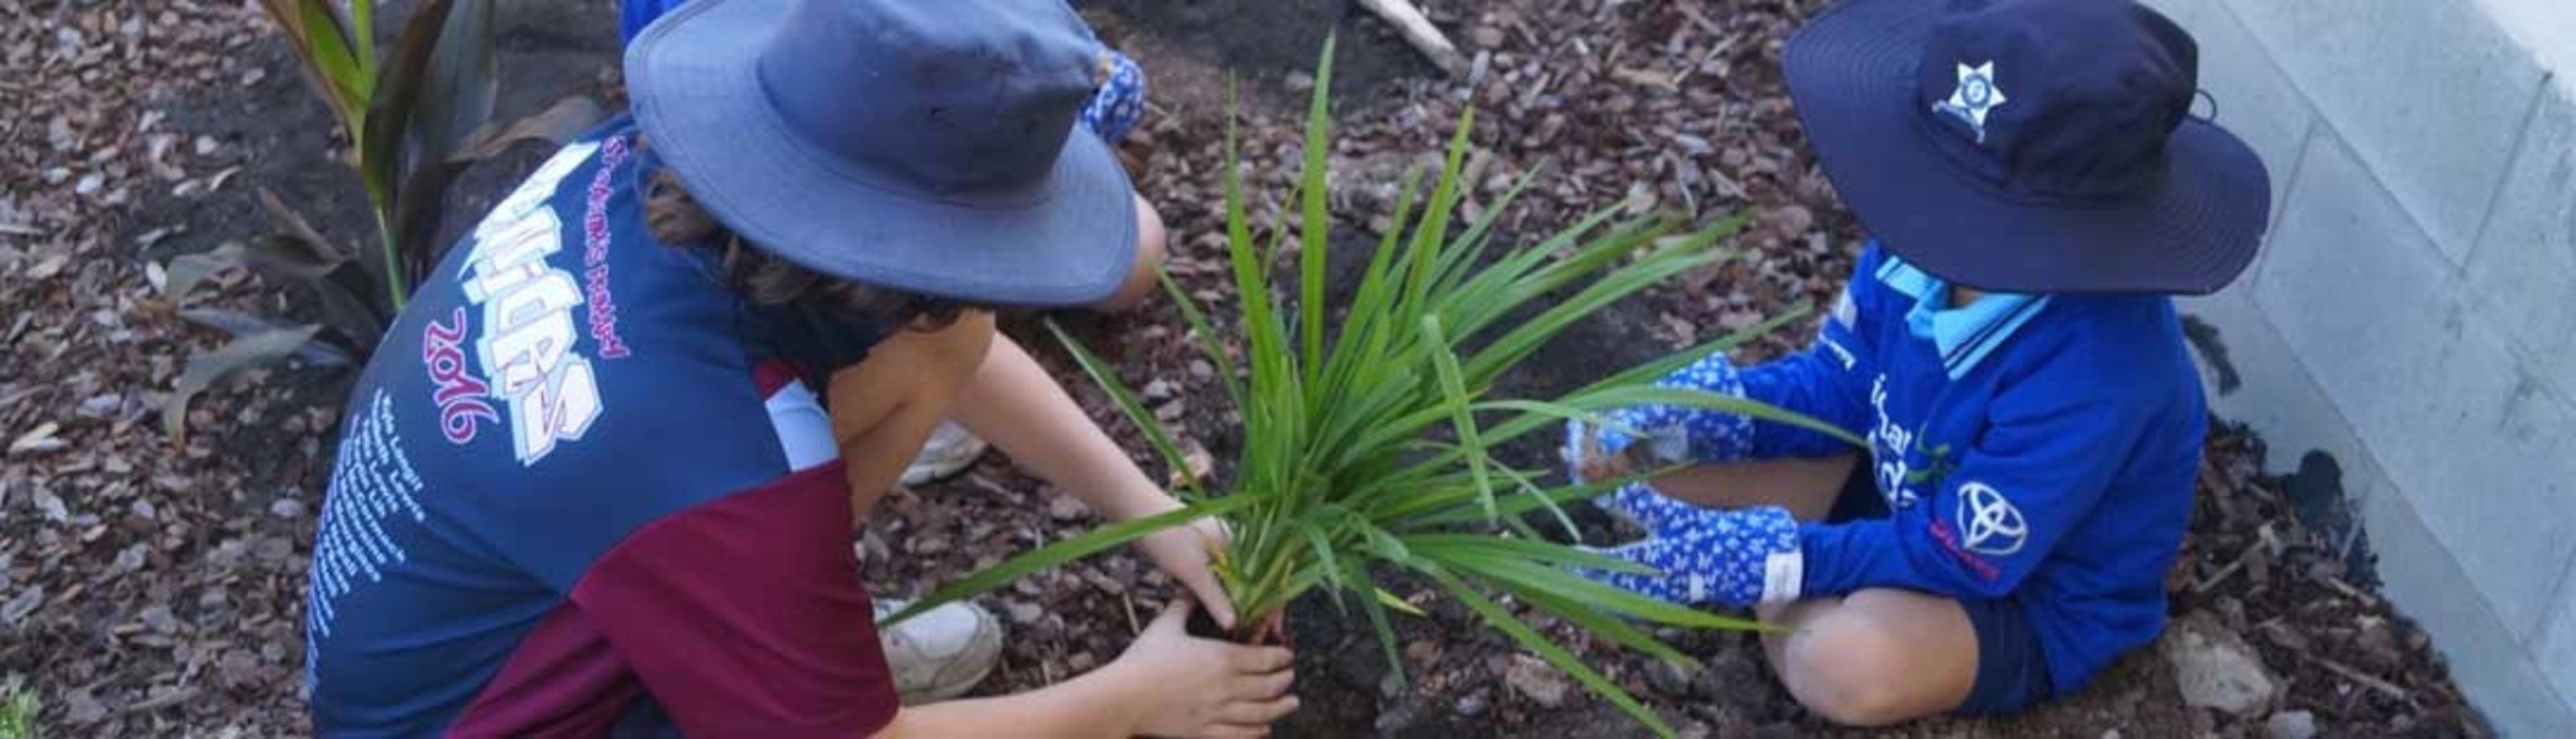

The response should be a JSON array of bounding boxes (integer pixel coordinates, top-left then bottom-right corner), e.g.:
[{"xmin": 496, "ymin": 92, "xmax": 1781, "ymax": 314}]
[
  {"xmin": 1739, "ymin": 244, "xmax": 2204, "ymax": 693},
  {"xmin": 303, "ymin": 117, "xmax": 897, "ymax": 736}
]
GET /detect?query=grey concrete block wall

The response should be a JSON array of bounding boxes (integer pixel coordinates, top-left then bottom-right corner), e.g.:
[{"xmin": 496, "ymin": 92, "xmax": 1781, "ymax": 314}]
[
  {"xmin": 2223, "ymin": 0, "xmax": 2548, "ymax": 262},
  {"xmin": 2467, "ymin": 89, "xmax": 2576, "ymax": 427},
  {"xmin": 2260, "ymin": 131, "xmax": 2576, "ymax": 641},
  {"xmin": 2142, "ymin": 0, "xmax": 2576, "ymax": 734}
]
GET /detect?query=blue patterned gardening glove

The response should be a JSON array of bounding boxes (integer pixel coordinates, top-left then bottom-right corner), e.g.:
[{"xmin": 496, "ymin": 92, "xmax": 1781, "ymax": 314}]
[
  {"xmin": 1591, "ymin": 481, "xmax": 1725, "ymax": 534},
  {"xmin": 1564, "ymin": 353, "xmax": 1760, "ymax": 535},
  {"xmin": 1080, "ymin": 50, "xmax": 1149, "ymax": 144},
  {"xmin": 1576, "ymin": 504, "xmax": 1803, "ymax": 609}
]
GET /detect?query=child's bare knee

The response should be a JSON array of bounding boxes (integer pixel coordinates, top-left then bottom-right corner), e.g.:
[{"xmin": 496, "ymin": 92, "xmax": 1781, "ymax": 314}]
[
  {"xmin": 1779, "ymin": 626, "xmax": 1921, "ymax": 727},
  {"xmin": 1093, "ymin": 195, "xmax": 1166, "ymax": 313}
]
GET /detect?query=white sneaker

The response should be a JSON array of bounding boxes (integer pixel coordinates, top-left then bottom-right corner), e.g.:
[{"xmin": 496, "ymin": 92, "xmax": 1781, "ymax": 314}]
[
  {"xmin": 901, "ymin": 421, "xmax": 989, "ymax": 487},
  {"xmin": 875, "ymin": 598, "xmax": 1004, "ymax": 704}
]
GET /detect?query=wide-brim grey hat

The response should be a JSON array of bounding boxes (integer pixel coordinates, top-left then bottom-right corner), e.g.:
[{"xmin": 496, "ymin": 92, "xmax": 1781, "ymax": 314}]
[{"xmin": 626, "ymin": 0, "xmax": 1138, "ymax": 307}]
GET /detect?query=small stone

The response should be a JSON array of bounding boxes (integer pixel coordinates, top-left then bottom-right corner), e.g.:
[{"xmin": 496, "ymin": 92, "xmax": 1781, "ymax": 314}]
[
  {"xmin": 1647, "ymin": 659, "xmax": 1700, "ymax": 698},
  {"xmin": 1006, "ymin": 601, "xmax": 1043, "ymax": 625},
  {"xmin": 1469, "ymin": 25, "xmax": 1506, "ymax": 48},
  {"xmin": 1066, "ymin": 651, "xmax": 1097, "ymax": 672},
  {"xmin": 1504, "ymin": 655, "xmax": 1570, "ymax": 708},
  {"xmin": 1046, "ymin": 496, "xmax": 1089, "ymax": 520},
  {"xmin": 74, "ymin": 172, "xmax": 103, "ymax": 195},
  {"xmin": 2161, "ymin": 612, "xmax": 2281, "ymax": 717},
  {"xmin": 1453, "ymin": 691, "xmax": 1489, "ymax": 718},
  {"xmin": 2265, "ymin": 710, "xmax": 2320, "ymax": 739},
  {"xmin": 1188, "ymin": 360, "xmax": 1215, "ymax": 380},
  {"xmin": 140, "ymin": 604, "xmax": 181, "ymax": 634},
  {"xmin": 269, "ymin": 498, "xmax": 306, "ymax": 519},
  {"xmin": 1140, "ymin": 379, "xmax": 1175, "ymax": 400},
  {"xmin": 77, "ymin": 393, "xmax": 121, "ymax": 416},
  {"xmin": 1285, "ymin": 72, "xmax": 1316, "ymax": 92}
]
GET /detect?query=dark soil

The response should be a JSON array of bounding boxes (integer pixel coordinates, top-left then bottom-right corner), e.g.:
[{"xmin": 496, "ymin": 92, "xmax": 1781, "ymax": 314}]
[
  {"xmin": 1073, "ymin": 0, "xmax": 1439, "ymax": 115},
  {"xmin": 0, "ymin": 0, "xmax": 2484, "ymax": 736}
]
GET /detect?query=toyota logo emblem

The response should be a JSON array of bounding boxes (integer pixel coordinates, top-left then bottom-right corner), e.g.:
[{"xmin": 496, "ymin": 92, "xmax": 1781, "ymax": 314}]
[{"xmin": 1955, "ymin": 481, "xmax": 2027, "ymax": 557}]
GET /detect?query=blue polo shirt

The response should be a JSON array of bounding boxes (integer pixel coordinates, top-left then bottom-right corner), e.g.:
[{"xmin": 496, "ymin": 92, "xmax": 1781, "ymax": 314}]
[{"xmin": 1740, "ymin": 243, "xmax": 2204, "ymax": 693}]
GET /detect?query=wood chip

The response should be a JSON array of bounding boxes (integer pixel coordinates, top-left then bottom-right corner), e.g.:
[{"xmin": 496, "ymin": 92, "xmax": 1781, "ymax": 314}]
[
  {"xmin": 2306, "ymin": 653, "xmax": 2411, "ymax": 703},
  {"xmin": 8, "ymin": 421, "xmax": 65, "ymax": 454}
]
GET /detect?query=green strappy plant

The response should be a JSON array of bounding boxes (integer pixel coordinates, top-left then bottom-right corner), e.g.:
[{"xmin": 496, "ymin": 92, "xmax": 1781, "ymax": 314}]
[{"xmin": 892, "ymin": 40, "xmax": 1862, "ymax": 736}]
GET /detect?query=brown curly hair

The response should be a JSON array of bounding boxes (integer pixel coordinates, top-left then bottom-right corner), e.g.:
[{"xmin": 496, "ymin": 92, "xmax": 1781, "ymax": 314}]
[{"xmin": 638, "ymin": 138, "xmax": 990, "ymax": 331}]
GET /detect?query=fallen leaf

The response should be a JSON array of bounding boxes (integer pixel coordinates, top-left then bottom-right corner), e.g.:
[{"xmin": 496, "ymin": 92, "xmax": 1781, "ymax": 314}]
[
  {"xmin": 26, "ymin": 253, "xmax": 67, "ymax": 280},
  {"xmin": 162, "ymin": 325, "xmax": 323, "ymax": 445}
]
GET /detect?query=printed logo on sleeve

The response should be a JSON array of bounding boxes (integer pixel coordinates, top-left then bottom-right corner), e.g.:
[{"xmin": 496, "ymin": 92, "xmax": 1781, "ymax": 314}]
[
  {"xmin": 1955, "ymin": 481, "xmax": 2027, "ymax": 557},
  {"xmin": 420, "ymin": 141, "xmax": 613, "ymax": 465}
]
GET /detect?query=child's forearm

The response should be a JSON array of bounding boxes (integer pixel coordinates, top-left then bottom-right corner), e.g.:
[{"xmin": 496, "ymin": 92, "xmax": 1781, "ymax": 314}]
[
  {"xmin": 947, "ymin": 333, "xmax": 1173, "ymax": 520},
  {"xmin": 873, "ymin": 665, "xmax": 1142, "ymax": 739}
]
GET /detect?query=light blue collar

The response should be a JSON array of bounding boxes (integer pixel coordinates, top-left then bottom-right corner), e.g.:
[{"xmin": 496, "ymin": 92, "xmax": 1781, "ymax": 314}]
[{"xmin": 1874, "ymin": 254, "xmax": 2050, "ymax": 379}]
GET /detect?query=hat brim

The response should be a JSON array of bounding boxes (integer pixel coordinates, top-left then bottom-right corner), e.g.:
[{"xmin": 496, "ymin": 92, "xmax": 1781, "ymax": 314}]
[
  {"xmin": 625, "ymin": 0, "xmax": 1138, "ymax": 307},
  {"xmin": 1784, "ymin": 0, "xmax": 2269, "ymax": 295}
]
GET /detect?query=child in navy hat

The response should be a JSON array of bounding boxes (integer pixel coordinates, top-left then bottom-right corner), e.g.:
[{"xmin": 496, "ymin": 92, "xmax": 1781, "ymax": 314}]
[
  {"xmin": 302, "ymin": 1, "xmax": 1293, "ymax": 736},
  {"xmin": 1566, "ymin": 0, "xmax": 2269, "ymax": 724},
  {"xmin": 623, "ymin": 0, "xmax": 1163, "ymax": 492}
]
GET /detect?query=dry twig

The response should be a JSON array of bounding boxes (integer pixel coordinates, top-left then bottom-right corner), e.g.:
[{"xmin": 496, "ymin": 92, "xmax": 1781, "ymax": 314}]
[{"xmin": 1356, "ymin": 0, "xmax": 1466, "ymax": 74}]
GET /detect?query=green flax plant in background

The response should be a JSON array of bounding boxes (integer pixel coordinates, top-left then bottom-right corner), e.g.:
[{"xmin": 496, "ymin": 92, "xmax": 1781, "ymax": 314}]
[
  {"xmin": 892, "ymin": 40, "xmax": 1863, "ymax": 736},
  {"xmin": 0, "ymin": 687, "xmax": 32, "ymax": 739},
  {"xmin": 158, "ymin": 0, "xmax": 602, "ymax": 443}
]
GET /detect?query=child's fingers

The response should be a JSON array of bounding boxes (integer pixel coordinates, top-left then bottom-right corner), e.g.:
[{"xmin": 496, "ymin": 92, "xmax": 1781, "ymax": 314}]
[{"xmin": 1149, "ymin": 598, "xmax": 1194, "ymax": 632}]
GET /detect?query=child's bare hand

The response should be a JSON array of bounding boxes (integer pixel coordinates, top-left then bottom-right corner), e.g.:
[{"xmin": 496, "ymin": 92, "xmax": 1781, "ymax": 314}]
[
  {"xmin": 1108, "ymin": 600, "xmax": 1298, "ymax": 738},
  {"xmin": 1138, "ymin": 514, "xmax": 1238, "ymax": 630}
]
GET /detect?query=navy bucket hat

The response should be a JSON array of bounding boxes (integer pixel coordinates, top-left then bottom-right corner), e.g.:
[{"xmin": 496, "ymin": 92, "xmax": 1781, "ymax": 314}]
[
  {"xmin": 1786, "ymin": 0, "xmax": 2271, "ymax": 294},
  {"xmin": 625, "ymin": 0, "xmax": 1138, "ymax": 306}
]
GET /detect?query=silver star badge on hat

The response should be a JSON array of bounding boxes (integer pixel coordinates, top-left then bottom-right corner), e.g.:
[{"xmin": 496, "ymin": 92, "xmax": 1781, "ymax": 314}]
[{"xmin": 1933, "ymin": 61, "xmax": 2007, "ymax": 144}]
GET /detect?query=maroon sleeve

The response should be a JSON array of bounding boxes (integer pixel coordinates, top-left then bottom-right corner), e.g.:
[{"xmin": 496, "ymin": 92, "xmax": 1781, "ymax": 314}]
[{"xmin": 569, "ymin": 461, "xmax": 898, "ymax": 736}]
